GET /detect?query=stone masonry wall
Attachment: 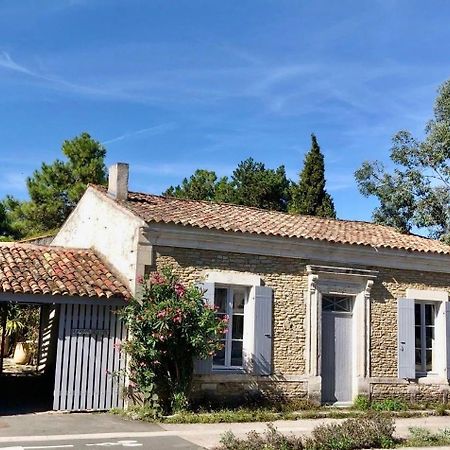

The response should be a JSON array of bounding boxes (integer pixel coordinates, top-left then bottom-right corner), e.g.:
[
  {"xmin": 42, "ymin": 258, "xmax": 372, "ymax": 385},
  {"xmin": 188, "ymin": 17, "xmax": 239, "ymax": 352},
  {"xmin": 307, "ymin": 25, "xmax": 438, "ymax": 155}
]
[
  {"xmin": 370, "ymin": 267, "xmax": 450, "ymax": 378},
  {"xmin": 154, "ymin": 245, "xmax": 450, "ymax": 401},
  {"xmin": 155, "ymin": 246, "xmax": 309, "ymax": 376}
]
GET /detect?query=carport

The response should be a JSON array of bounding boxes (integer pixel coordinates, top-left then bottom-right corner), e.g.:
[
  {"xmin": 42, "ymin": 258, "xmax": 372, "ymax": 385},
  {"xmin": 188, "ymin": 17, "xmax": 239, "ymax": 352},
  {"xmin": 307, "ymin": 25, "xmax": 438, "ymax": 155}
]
[{"xmin": 0, "ymin": 243, "xmax": 130, "ymax": 413}]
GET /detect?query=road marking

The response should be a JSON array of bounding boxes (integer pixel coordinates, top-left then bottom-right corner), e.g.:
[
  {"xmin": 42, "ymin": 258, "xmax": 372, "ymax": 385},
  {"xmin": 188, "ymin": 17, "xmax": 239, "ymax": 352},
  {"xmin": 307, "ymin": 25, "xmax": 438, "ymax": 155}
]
[
  {"xmin": 85, "ymin": 441, "xmax": 142, "ymax": 447},
  {"xmin": 0, "ymin": 446, "xmax": 74, "ymax": 450}
]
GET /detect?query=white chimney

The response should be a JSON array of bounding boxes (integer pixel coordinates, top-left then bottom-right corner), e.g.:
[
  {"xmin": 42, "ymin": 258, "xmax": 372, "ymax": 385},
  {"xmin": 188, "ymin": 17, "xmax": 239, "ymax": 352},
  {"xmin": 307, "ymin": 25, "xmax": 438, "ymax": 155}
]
[{"xmin": 108, "ymin": 163, "xmax": 129, "ymax": 200}]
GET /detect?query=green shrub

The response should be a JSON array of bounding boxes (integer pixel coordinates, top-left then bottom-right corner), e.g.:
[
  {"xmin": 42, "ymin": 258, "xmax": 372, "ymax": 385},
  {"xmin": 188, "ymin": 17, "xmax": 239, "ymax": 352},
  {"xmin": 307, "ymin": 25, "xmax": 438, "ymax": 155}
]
[
  {"xmin": 434, "ymin": 403, "xmax": 448, "ymax": 416},
  {"xmin": 215, "ymin": 413, "xmax": 395, "ymax": 450},
  {"xmin": 119, "ymin": 268, "xmax": 227, "ymax": 415},
  {"xmin": 353, "ymin": 395, "xmax": 370, "ymax": 411},
  {"xmin": 218, "ymin": 423, "xmax": 304, "ymax": 450},
  {"xmin": 371, "ymin": 398, "xmax": 407, "ymax": 411},
  {"xmin": 306, "ymin": 413, "xmax": 395, "ymax": 450},
  {"xmin": 406, "ymin": 427, "xmax": 450, "ymax": 446}
]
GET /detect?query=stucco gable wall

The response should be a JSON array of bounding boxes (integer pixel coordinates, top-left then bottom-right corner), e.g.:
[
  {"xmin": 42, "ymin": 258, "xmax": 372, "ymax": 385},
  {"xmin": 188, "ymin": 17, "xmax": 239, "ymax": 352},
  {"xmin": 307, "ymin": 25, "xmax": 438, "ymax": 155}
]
[{"xmin": 52, "ymin": 187, "xmax": 145, "ymax": 294}]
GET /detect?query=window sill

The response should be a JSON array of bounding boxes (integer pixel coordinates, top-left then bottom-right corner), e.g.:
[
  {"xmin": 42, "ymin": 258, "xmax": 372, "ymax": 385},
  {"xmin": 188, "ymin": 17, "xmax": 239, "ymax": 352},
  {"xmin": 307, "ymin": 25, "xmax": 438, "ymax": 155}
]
[
  {"xmin": 212, "ymin": 367, "xmax": 245, "ymax": 375},
  {"xmin": 415, "ymin": 374, "xmax": 448, "ymax": 385}
]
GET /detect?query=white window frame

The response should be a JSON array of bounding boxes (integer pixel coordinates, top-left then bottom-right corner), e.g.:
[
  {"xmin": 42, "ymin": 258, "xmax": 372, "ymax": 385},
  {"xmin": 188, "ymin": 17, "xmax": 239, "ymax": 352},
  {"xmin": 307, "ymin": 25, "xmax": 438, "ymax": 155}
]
[
  {"xmin": 414, "ymin": 301, "xmax": 436, "ymax": 376},
  {"xmin": 406, "ymin": 289, "xmax": 449, "ymax": 381},
  {"xmin": 203, "ymin": 271, "xmax": 262, "ymax": 373},
  {"xmin": 213, "ymin": 285, "xmax": 247, "ymax": 370}
]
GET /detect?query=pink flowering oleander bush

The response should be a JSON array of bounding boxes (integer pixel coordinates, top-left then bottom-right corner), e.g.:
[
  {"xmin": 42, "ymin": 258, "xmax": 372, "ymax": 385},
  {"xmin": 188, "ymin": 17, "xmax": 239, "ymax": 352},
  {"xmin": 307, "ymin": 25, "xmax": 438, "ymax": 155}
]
[{"xmin": 120, "ymin": 267, "xmax": 228, "ymax": 415}]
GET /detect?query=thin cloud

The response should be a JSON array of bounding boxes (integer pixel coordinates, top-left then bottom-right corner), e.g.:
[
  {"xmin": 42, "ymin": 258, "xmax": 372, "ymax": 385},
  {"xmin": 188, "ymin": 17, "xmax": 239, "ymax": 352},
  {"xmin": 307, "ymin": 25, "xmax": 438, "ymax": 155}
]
[
  {"xmin": 0, "ymin": 51, "xmax": 34, "ymax": 75},
  {"xmin": 102, "ymin": 123, "xmax": 176, "ymax": 145},
  {"xmin": 0, "ymin": 51, "xmax": 131, "ymax": 100}
]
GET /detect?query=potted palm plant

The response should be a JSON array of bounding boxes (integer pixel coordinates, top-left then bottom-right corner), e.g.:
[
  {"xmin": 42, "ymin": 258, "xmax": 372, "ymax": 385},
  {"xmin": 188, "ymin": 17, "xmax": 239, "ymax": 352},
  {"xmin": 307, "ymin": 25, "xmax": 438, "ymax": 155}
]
[{"xmin": 7, "ymin": 317, "xmax": 29, "ymax": 364}]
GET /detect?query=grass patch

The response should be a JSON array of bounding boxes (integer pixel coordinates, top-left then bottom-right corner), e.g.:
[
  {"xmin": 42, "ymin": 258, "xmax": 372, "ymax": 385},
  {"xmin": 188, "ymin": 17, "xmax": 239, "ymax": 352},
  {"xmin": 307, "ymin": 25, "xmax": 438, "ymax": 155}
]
[
  {"xmin": 353, "ymin": 395, "xmax": 407, "ymax": 412},
  {"xmin": 403, "ymin": 427, "xmax": 450, "ymax": 447},
  {"xmin": 112, "ymin": 403, "xmax": 430, "ymax": 424},
  {"xmin": 112, "ymin": 405, "xmax": 371, "ymax": 424}
]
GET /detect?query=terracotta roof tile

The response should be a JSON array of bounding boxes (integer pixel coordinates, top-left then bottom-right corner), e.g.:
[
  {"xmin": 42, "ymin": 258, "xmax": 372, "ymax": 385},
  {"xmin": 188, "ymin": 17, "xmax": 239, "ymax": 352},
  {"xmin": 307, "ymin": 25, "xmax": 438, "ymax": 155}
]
[
  {"xmin": 92, "ymin": 185, "xmax": 450, "ymax": 255},
  {"xmin": 0, "ymin": 243, "xmax": 130, "ymax": 299}
]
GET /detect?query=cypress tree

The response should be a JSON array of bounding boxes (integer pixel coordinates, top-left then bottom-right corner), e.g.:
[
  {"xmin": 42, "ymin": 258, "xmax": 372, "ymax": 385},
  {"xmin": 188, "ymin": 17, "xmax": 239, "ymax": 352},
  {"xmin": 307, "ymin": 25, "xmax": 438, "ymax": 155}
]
[{"xmin": 289, "ymin": 134, "xmax": 337, "ymax": 218}]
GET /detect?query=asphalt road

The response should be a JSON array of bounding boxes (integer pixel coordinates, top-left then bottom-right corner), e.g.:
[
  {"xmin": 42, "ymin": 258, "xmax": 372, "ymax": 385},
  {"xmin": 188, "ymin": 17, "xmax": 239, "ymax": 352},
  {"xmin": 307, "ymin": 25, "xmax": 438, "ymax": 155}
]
[{"xmin": 0, "ymin": 436, "xmax": 203, "ymax": 449}]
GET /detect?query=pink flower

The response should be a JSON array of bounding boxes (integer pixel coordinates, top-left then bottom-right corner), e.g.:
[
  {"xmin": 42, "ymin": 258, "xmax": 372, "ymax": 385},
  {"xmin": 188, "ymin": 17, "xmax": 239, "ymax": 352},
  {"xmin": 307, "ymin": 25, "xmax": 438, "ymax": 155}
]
[
  {"xmin": 151, "ymin": 273, "xmax": 166, "ymax": 285},
  {"xmin": 136, "ymin": 275, "xmax": 144, "ymax": 285},
  {"xmin": 223, "ymin": 328, "xmax": 229, "ymax": 334},
  {"xmin": 174, "ymin": 283, "xmax": 186, "ymax": 297},
  {"xmin": 157, "ymin": 309, "xmax": 168, "ymax": 319},
  {"xmin": 173, "ymin": 315, "xmax": 183, "ymax": 324}
]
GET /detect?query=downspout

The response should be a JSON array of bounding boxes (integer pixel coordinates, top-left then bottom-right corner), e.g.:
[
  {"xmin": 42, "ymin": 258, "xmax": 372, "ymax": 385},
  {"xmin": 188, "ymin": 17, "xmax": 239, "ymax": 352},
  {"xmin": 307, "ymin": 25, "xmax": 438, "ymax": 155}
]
[{"xmin": 0, "ymin": 303, "xmax": 7, "ymax": 374}]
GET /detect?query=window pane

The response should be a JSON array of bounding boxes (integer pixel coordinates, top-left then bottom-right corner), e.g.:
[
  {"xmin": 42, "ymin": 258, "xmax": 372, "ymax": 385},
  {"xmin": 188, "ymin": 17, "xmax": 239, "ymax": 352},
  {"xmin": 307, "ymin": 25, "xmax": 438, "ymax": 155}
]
[
  {"xmin": 425, "ymin": 304, "xmax": 435, "ymax": 326},
  {"xmin": 214, "ymin": 288, "xmax": 228, "ymax": 313},
  {"xmin": 415, "ymin": 326, "xmax": 421, "ymax": 347},
  {"xmin": 213, "ymin": 344, "xmax": 226, "ymax": 366},
  {"xmin": 322, "ymin": 297, "xmax": 334, "ymax": 311},
  {"xmin": 425, "ymin": 327, "xmax": 434, "ymax": 349},
  {"xmin": 233, "ymin": 290, "xmax": 245, "ymax": 313},
  {"xmin": 426, "ymin": 350, "xmax": 433, "ymax": 372},
  {"xmin": 415, "ymin": 303, "xmax": 421, "ymax": 326},
  {"xmin": 322, "ymin": 295, "xmax": 352, "ymax": 312},
  {"xmin": 231, "ymin": 341, "xmax": 243, "ymax": 367},
  {"xmin": 335, "ymin": 298, "xmax": 352, "ymax": 312},
  {"xmin": 232, "ymin": 315, "xmax": 244, "ymax": 339},
  {"xmin": 415, "ymin": 349, "xmax": 422, "ymax": 370}
]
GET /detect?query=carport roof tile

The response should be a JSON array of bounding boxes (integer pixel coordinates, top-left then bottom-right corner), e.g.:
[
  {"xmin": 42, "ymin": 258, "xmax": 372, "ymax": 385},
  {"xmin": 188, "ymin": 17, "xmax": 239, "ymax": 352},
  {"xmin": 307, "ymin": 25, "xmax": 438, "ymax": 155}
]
[{"xmin": 0, "ymin": 243, "xmax": 130, "ymax": 300}]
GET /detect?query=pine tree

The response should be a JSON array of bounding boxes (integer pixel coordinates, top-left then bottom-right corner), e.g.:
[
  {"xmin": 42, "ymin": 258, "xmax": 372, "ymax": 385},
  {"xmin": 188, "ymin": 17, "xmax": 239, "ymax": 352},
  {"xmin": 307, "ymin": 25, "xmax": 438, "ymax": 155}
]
[{"xmin": 289, "ymin": 134, "xmax": 336, "ymax": 218}]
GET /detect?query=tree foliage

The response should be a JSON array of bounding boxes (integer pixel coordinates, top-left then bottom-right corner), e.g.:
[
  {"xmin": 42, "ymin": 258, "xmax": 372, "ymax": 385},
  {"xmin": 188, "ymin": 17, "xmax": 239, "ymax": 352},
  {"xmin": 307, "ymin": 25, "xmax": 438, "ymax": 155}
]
[
  {"xmin": 120, "ymin": 268, "xmax": 227, "ymax": 415},
  {"xmin": 165, "ymin": 158, "xmax": 291, "ymax": 211},
  {"xmin": 165, "ymin": 169, "xmax": 219, "ymax": 201},
  {"xmin": 1, "ymin": 132, "xmax": 107, "ymax": 238},
  {"xmin": 0, "ymin": 202, "xmax": 15, "ymax": 241},
  {"xmin": 355, "ymin": 80, "xmax": 450, "ymax": 242},
  {"xmin": 164, "ymin": 153, "xmax": 334, "ymax": 215},
  {"xmin": 289, "ymin": 134, "xmax": 336, "ymax": 218}
]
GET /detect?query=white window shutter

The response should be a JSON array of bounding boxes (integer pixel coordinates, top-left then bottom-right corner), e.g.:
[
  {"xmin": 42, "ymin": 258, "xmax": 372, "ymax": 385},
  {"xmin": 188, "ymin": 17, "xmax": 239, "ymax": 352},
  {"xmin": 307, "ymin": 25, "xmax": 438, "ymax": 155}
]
[
  {"xmin": 446, "ymin": 302, "xmax": 450, "ymax": 379},
  {"xmin": 193, "ymin": 282, "xmax": 215, "ymax": 375},
  {"xmin": 397, "ymin": 298, "xmax": 415, "ymax": 379},
  {"xmin": 253, "ymin": 286, "xmax": 273, "ymax": 376}
]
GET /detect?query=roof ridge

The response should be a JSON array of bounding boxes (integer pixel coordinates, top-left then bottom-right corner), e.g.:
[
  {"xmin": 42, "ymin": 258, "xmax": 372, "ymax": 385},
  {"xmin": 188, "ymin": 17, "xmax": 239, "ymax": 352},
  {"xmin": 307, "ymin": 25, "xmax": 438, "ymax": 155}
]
[{"xmin": 95, "ymin": 184, "xmax": 401, "ymax": 230}]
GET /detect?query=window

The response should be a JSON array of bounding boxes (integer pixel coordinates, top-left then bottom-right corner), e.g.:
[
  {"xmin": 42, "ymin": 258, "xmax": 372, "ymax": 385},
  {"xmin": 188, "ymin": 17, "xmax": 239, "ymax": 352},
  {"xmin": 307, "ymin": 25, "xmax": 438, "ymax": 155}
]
[
  {"xmin": 415, "ymin": 302, "xmax": 436, "ymax": 374},
  {"xmin": 322, "ymin": 295, "xmax": 353, "ymax": 313},
  {"xmin": 213, "ymin": 286, "xmax": 246, "ymax": 369}
]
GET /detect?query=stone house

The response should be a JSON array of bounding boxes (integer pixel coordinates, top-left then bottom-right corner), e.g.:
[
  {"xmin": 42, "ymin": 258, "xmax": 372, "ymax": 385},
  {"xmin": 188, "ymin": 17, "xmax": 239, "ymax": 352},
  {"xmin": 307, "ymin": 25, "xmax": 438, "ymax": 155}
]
[{"xmin": 49, "ymin": 162, "xmax": 450, "ymax": 406}]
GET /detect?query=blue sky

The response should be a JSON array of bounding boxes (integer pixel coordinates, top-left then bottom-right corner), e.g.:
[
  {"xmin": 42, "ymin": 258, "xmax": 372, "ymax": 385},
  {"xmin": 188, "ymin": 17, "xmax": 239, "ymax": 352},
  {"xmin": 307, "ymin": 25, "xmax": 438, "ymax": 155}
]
[{"xmin": 0, "ymin": 0, "xmax": 449, "ymax": 221}]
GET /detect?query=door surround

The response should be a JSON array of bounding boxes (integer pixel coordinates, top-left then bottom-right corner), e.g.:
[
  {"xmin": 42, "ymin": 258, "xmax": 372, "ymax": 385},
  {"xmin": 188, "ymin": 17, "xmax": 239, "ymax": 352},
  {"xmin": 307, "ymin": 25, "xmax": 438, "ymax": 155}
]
[{"xmin": 305, "ymin": 265, "xmax": 377, "ymax": 404}]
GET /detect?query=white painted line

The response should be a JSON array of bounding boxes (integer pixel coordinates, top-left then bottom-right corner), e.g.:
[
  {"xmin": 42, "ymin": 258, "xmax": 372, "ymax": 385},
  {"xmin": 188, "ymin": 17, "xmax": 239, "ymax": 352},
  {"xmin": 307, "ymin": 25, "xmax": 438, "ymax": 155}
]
[
  {"xmin": 0, "ymin": 433, "xmax": 167, "ymax": 444},
  {"xmin": 85, "ymin": 441, "xmax": 142, "ymax": 447},
  {"xmin": 26, "ymin": 446, "xmax": 74, "ymax": 449},
  {"xmin": 0, "ymin": 446, "xmax": 74, "ymax": 450}
]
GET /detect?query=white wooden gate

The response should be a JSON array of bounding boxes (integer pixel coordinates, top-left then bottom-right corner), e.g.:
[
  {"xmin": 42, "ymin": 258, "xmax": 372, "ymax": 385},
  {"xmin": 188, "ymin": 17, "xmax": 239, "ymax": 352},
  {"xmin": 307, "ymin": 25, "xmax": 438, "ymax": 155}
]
[{"xmin": 53, "ymin": 303, "xmax": 127, "ymax": 411}]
